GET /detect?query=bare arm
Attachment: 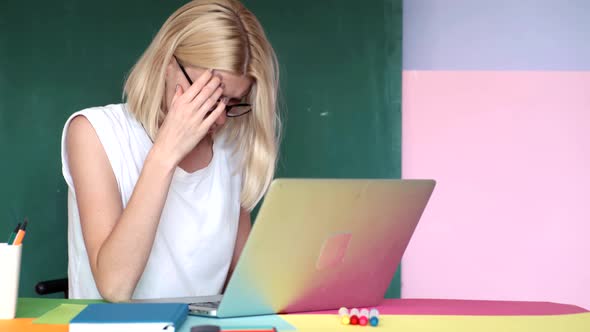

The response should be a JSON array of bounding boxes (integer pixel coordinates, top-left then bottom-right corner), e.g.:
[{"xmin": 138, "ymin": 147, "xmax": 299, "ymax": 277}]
[
  {"xmin": 67, "ymin": 116, "xmax": 176, "ymax": 302},
  {"xmin": 224, "ymin": 208, "xmax": 252, "ymax": 291},
  {"xmin": 67, "ymin": 70, "xmax": 228, "ymax": 302}
]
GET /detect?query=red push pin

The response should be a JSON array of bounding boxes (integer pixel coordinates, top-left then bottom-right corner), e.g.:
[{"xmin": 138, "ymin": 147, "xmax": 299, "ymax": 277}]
[
  {"xmin": 359, "ymin": 315, "xmax": 368, "ymax": 326},
  {"xmin": 358, "ymin": 307, "xmax": 369, "ymax": 326}
]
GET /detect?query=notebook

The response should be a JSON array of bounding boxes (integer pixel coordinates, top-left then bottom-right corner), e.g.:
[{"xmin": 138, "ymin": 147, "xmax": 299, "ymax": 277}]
[{"xmin": 69, "ymin": 303, "xmax": 188, "ymax": 332}]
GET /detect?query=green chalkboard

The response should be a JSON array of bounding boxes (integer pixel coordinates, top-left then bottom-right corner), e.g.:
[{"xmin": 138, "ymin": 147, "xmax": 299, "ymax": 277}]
[
  {"xmin": 0, "ymin": 0, "xmax": 401, "ymax": 298},
  {"xmin": 243, "ymin": 0, "xmax": 403, "ymax": 297}
]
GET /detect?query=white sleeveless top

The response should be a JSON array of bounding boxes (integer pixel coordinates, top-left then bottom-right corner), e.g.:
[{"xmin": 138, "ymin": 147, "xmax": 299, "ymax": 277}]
[{"xmin": 61, "ymin": 103, "xmax": 242, "ymax": 299}]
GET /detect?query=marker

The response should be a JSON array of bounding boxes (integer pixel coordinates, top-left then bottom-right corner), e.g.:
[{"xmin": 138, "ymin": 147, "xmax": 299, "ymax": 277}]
[
  {"xmin": 349, "ymin": 315, "xmax": 359, "ymax": 325},
  {"xmin": 12, "ymin": 219, "xmax": 28, "ymax": 245},
  {"xmin": 7, "ymin": 222, "xmax": 21, "ymax": 244}
]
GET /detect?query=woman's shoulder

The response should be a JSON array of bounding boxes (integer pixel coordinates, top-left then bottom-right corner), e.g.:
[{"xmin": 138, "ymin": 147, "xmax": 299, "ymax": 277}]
[
  {"xmin": 61, "ymin": 103, "xmax": 149, "ymax": 190},
  {"xmin": 63, "ymin": 103, "xmax": 146, "ymax": 140},
  {"xmin": 61, "ymin": 103, "xmax": 146, "ymax": 160},
  {"xmin": 64, "ymin": 103, "xmax": 134, "ymax": 127}
]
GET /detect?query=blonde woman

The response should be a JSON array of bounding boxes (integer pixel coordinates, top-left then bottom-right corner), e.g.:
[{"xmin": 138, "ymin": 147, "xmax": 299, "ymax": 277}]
[{"xmin": 60, "ymin": 0, "xmax": 280, "ymax": 302}]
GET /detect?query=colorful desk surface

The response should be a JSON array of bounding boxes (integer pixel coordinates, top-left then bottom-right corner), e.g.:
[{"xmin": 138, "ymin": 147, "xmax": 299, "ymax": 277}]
[{"xmin": 1, "ymin": 298, "xmax": 589, "ymax": 332}]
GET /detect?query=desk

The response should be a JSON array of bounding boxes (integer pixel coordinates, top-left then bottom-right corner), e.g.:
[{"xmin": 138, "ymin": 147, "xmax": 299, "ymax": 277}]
[
  {"xmin": 306, "ymin": 298, "xmax": 588, "ymax": 315},
  {"xmin": 1, "ymin": 298, "xmax": 589, "ymax": 331}
]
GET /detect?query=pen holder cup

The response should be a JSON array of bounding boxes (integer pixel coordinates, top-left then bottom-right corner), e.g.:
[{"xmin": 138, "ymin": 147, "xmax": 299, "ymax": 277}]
[{"xmin": 0, "ymin": 244, "xmax": 22, "ymax": 319}]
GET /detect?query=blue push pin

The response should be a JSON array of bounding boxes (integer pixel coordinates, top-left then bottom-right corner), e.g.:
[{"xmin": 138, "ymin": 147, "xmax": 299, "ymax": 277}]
[
  {"xmin": 369, "ymin": 316, "xmax": 379, "ymax": 327},
  {"xmin": 369, "ymin": 308, "xmax": 380, "ymax": 327}
]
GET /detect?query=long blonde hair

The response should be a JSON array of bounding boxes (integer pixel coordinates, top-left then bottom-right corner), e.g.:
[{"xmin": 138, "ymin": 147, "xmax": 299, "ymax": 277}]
[{"xmin": 124, "ymin": 0, "xmax": 280, "ymax": 211}]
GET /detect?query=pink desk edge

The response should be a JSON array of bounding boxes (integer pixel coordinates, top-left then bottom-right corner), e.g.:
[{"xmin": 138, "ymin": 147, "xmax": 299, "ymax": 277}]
[{"xmin": 305, "ymin": 299, "xmax": 588, "ymax": 316}]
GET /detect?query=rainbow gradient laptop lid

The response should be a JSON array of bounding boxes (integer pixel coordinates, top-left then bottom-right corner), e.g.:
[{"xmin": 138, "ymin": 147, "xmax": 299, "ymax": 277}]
[{"xmin": 210, "ymin": 178, "xmax": 436, "ymax": 317}]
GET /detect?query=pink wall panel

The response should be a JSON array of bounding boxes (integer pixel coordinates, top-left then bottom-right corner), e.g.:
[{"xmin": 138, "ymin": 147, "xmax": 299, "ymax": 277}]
[{"xmin": 401, "ymin": 71, "xmax": 590, "ymax": 309}]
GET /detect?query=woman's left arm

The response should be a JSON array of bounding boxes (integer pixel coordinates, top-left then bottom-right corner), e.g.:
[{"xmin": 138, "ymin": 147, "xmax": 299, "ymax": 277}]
[{"xmin": 225, "ymin": 207, "xmax": 252, "ymax": 289}]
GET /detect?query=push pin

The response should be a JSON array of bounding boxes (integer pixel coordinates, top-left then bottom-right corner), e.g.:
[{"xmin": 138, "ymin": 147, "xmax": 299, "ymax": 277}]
[
  {"xmin": 360, "ymin": 308, "xmax": 370, "ymax": 318},
  {"xmin": 338, "ymin": 307, "xmax": 350, "ymax": 325},
  {"xmin": 369, "ymin": 316, "xmax": 379, "ymax": 327},
  {"xmin": 369, "ymin": 308, "xmax": 380, "ymax": 318},
  {"xmin": 358, "ymin": 308, "xmax": 369, "ymax": 326},
  {"xmin": 369, "ymin": 308, "xmax": 380, "ymax": 327},
  {"xmin": 349, "ymin": 308, "xmax": 360, "ymax": 325},
  {"xmin": 359, "ymin": 316, "xmax": 368, "ymax": 326}
]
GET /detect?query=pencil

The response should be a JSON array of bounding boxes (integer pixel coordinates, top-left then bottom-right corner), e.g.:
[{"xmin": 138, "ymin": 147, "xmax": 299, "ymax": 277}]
[{"xmin": 12, "ymin": 219, "xmax": 28, "ymax": 245}]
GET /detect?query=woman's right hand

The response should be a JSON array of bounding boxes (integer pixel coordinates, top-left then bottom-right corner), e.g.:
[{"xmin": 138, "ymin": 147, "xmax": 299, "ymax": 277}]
[{"xmin": 152, "ymin": 69, "xmax": 228, "ymax": 167}]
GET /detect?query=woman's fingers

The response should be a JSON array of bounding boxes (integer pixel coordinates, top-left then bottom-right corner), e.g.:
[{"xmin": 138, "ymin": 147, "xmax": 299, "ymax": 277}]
[
  {"xmin": 188, "ymin": 75, "xmax": 222, "ymax": 111},
  {"xmin": 178, "ymin": 68, "xmax": 215, "ymax": 104},
  {"xmin": 202, "ymin": 97, "xmax": 228, "ymax": 128},
  {"xmin": 194, "ymin": 86, "xmax": 224, "ymax": 118},
  {"xmin": 169, "ymin": 84, "xmax": 184, "ymax": 108}
]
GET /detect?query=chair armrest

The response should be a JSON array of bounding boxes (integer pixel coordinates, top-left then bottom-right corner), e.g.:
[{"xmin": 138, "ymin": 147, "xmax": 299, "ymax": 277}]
[{"xmin": 35, "ymin": 278, "xmax": 68, "ymax": 298}]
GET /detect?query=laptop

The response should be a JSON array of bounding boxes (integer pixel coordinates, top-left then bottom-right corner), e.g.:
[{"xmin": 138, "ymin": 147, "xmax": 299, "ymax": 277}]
[{"xmin": 136, "ymin": 178, "xmax": 435, "ymax": 318}]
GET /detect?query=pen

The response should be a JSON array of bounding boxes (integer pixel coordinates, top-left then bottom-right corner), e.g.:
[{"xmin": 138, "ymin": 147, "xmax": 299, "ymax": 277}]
[
  {"xmin": 222, "ymin": 327, "xmax": 277, "ymax": 332},
  {"xmin": 7, "ymin": 222, "xmax": 21, "ymax": 244},
  {"xmin": 220, "ymin": 328, "xmax": 277, "ymax": 332},
  {"xmin": 12, "ymin": 219, "xmax": 28, "ymax": 245},
  {"xmin": 191, "ymin": 326, "xmax": 277, "ymax": 332}
]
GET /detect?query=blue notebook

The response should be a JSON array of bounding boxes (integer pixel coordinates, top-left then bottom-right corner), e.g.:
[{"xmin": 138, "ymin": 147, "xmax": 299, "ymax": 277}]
[{"xmin": 70, "ymin": 303, "xmax": 188, "ymax": 332}]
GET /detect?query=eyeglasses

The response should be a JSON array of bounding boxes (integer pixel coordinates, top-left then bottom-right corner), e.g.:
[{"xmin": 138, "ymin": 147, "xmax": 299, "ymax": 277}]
[{"xmin": 175, "ymin": 56, "xmax": 252, "ymax": 117}]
